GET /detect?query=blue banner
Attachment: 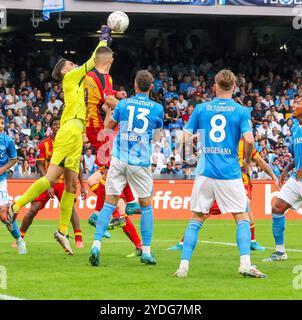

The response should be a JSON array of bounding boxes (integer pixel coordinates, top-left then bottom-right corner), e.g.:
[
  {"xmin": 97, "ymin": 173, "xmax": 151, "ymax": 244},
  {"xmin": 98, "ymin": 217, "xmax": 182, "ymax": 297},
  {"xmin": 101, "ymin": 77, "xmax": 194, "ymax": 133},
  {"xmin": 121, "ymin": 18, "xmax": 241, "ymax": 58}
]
[
  {"xmin": 219, "ymin": 0, "xmax": 302, "ymax": 6},
  {"xmin": 110, "ymin": 0, "xmax": 214, "ymax": 4},
  {"xmin": 43, "ymin": 0, "xmax": 65, "ymax": 21}
]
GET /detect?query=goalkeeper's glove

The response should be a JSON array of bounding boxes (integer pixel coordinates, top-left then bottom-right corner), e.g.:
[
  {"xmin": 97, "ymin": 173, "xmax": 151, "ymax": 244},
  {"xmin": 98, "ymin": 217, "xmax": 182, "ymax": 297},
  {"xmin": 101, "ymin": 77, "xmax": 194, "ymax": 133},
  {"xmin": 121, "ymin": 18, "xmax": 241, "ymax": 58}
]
[{"xmin": 99, "ymin": 25, "xmax": 112, "ymax": 45}]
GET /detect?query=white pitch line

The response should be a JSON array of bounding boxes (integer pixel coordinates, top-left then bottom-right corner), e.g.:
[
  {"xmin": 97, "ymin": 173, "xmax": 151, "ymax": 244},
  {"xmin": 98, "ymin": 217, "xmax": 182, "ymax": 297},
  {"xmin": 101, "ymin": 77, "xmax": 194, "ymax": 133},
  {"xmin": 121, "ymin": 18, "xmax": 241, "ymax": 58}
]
[
  {"xmin": 0, "ymin": 294, "xmax": 24, "ymax": 300},
  {"xmin": 1, "ymin": 239, "xmax": 302, "ymax": 253}
]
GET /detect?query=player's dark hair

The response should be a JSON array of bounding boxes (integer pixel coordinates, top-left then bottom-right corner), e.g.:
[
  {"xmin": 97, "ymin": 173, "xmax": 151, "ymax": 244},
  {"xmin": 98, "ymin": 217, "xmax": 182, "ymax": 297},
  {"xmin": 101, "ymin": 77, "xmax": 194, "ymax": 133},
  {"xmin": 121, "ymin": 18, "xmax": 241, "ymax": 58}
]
[
  {"xmin": 52, "ymin": 58, "xmax": 68, "ymax": 81},
  {"xmin": 135, "ymin": 70, "xmax": 154, "ymax": 92},
  {"xmin": 50, "ymin": 116, "xmax": 60, "ymax": 127}
]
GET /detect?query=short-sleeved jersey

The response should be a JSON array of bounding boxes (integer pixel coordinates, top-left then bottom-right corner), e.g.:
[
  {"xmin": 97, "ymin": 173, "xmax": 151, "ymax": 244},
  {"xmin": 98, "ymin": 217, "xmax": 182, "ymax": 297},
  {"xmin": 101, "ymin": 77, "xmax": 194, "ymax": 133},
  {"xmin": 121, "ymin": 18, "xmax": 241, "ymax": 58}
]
[
  {"xmin": 184, "ymin": 98, "xmax": 252, "ymax": 180},
  {"xmin": 291, "ymin": 121, "xmax": 302, "ymax": 180},
  {"xmin": 60, "ymin": 41, "xmax": 107, "ymax": 126},
  {"xmin": 84, "ymin": 69, "xmax": 117, "ymax": 128},
  {"xmin": 238, "ymin": 138, "xmax": 259, "ymax": 186},
  {"xmin": 37, "ymin": 136, "xmax": 63, "ymax": 182},
  {"xmin": 111, "ymin": 93, "xmax": 164, "ymax": 167},
  {"xmin": 0, "ymin": 132, "xmax": 17, "ymax": 182}
]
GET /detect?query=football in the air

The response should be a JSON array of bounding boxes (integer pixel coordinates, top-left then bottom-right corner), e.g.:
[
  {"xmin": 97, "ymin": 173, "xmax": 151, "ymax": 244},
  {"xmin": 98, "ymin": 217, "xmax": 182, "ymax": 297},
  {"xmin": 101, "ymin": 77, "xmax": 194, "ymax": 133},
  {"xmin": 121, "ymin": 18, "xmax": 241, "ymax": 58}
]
[{"xmin": 107, "ymin": 11, "xmax": 129, "ymax": 33}]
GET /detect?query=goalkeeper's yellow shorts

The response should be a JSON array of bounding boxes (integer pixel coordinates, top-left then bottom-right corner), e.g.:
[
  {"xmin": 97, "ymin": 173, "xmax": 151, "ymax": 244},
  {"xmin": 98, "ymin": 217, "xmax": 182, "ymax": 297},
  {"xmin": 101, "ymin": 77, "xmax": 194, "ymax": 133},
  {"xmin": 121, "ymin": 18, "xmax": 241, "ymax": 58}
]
[{"xmin": 50, "ymin": 118, "xmax": 84, "ymax": 174}]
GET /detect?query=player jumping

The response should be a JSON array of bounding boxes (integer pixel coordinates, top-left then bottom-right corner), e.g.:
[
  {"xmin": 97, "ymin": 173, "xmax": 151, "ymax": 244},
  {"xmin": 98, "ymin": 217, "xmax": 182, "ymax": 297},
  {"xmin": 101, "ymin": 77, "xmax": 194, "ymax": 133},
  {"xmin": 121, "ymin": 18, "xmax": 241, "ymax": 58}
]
[
  {"xmin": 174, "ymin": 69, "xmax": 267, "ymax": 278},
  {"xmin": 7, "ymin": 25, "xmax": 112, "ymax": 255},
  {"xmin": 89, "ymin": 70, "xmax": 164, "ymax": 266},
  {"xmin": 263, "ymin": 103, "xmax": 302, "ymax": 262},
  {"xmin": 167, "ymin": 138, "xmax": 279, "ymax": 251},
  {"xmin": 0, "ymin": 115, "xmax": 26, "ymax": 254},
  {"xmin": 18, "ymin": 117, "xmax": 85, "ymax": 248},
  {"xmin": 83, "ymin": 46, "xmax": 142, "ymax": 256}
]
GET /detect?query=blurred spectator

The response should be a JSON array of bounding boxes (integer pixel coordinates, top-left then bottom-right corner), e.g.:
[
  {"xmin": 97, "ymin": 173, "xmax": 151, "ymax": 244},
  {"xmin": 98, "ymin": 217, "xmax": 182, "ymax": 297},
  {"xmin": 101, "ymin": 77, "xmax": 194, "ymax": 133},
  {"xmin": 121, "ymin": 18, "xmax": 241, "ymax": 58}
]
[
  {"xmin": 5, "ymin": 87, "xmax": 19, "ymax": 111},
  {"xmin": 47, "ymin": 93, "xmax": 63, "ymax": 113},
  {"xmin": 83, "ymin": 148, "xmax": 97, "ymax": 175},
  {"xmin": 30, "ymin": 120, "xmax": 45, "ymax": 140},
  {"xmin": 14, "ymin": 108, "xmax": 27, "ymax": 130},
  {"xmin": 18, "ymin": 159, "xmax": 32, "ymax": 176},
  {"xmin": 160, "ymin": 162, "xmax": 175, "ymax": 174}
]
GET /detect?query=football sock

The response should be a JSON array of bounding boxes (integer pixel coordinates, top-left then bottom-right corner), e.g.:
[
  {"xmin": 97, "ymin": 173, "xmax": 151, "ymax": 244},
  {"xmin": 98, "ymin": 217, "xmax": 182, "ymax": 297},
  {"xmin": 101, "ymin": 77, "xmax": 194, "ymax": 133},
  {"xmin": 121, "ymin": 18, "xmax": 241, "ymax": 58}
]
[
  {"xmin": 112, "ymin": 208, "xmax": 121, "ymax": 219},
  {"xmin": 14, "ymin": 177, "xmax": 51, "ymax": 212},
  {"xmin": 20, "ymin": 231, "xmax": 26, "ymax": 239},
  {"xmin": 140, "ymin": 205, "xmax": 153, "ymax": 247},
  {"xmin": 59, "ymin": 191, "xmax": 76, "ymax": 235},
  {"xmin": 94, "ymin": 203, "xmax": 116, "ymax": 241},
  {"xmin": 11, "ymin": 221, "xmax": 21, "ymax": 240},
  {"xmin": 74, "ymin": 229, "xmax": 83, "ymax": 242},
  {"xmin": 123, "ymin": 216, "xmax": 142, "ymax": 249},
  {"xmin": 123, "ymin": 183, "xmax": 135, "ymax": 203},
  {"xmin": 95, "ymin": 183, "xmax": 106, "ymax": 212},
  {"xmin": 181, "ymin": 220, "xmax": 203, "ymax": 261},
  {"xmin": 142, "ymin": 246, "xmax": 150, "ymax": 255},
  {"xmin": 250, "ymin": 223, "xmax": 255, "ymax": 241},
  {"xmin": 180, "ymin": 235, "xmax": 185, "ymax": 244},
  {"xmin": 236, "ymin": 220, "xmax": 251, "ymax": 265},
  {"xmin": 272, "ymin": 213, "xmax": 285, "ymax": 252},
  {"xmin": 90, "ymin": 183, "xmax": 99, "ymax": 194}
]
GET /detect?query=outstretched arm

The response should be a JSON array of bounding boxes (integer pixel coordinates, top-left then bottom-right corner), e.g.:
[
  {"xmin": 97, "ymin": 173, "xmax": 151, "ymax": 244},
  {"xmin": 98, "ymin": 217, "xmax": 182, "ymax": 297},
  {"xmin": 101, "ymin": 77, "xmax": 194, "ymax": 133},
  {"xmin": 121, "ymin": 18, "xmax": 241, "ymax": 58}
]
[{"xmin": 66, "ymin": 26, "xmax": 112, "ymax": 82}]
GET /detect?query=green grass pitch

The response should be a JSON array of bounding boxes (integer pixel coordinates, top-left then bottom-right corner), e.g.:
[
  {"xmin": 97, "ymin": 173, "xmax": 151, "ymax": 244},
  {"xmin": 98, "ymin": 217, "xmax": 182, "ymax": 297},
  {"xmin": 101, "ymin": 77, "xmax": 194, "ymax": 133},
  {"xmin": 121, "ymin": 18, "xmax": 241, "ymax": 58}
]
[{"xmin": 1, "ymin": 219, "xmax": 302, "ymax": 300}]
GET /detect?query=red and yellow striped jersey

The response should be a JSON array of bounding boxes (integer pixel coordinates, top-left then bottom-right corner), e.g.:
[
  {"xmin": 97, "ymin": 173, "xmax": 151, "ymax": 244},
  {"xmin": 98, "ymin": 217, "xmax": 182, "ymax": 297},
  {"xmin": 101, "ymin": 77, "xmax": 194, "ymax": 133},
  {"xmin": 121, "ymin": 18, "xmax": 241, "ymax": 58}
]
[
  {"xmin": 84, "ymin": 69, "xmax": 116, "ymax": 128},
  {"xmin": 37, "ymin": 136, "xmax": 64, "ymax": 182}
]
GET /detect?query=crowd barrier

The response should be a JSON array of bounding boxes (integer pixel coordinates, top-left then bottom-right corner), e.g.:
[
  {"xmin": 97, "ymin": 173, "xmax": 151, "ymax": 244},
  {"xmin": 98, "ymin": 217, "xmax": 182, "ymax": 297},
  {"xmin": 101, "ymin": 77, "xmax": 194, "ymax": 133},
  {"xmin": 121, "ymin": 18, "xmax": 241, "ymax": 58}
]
[{"xmin": 7, "ymin": 179, "xmax": 302, "ymax": 220}]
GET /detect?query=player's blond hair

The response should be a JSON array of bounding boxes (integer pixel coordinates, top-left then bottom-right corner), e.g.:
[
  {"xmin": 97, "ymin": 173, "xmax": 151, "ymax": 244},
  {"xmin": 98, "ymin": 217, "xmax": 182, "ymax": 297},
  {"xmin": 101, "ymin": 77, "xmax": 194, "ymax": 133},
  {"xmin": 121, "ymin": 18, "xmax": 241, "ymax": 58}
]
[
  {"xmin": 95, "ymin": 46, "xmax": 114, "ymax": 63},
  {"xmin": 215, "ymin": 69, "xmax": 236, "ymax": 92}
]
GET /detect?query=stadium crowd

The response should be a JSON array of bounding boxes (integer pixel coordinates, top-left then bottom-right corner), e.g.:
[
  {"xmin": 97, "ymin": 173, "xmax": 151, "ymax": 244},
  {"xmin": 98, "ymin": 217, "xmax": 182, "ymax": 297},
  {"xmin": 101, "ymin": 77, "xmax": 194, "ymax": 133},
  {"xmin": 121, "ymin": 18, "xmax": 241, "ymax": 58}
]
[{"xmin": 0, "ymin": 32, "xmax": 300, "ymax": 180}]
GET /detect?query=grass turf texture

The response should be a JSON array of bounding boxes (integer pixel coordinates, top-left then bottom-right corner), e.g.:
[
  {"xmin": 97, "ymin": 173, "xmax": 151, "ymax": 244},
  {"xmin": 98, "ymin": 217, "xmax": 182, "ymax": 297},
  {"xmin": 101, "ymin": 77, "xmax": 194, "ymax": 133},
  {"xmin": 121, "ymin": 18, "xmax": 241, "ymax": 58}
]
[{"xmin": 0, "ymin": 219, "xmax": 302, "ymax": 300}]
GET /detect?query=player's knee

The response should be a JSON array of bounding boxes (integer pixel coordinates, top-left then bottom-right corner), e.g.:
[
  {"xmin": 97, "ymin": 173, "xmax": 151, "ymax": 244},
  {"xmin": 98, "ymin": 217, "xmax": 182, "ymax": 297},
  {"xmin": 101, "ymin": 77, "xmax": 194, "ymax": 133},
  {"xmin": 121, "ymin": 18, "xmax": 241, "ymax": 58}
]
[
  {"xmin": 65, "ymin": 182, "xmax": 77, "ymax": 194},
  {"xmin": 272, "ymin": 200, "xmax": 287, "ymax": 215}
]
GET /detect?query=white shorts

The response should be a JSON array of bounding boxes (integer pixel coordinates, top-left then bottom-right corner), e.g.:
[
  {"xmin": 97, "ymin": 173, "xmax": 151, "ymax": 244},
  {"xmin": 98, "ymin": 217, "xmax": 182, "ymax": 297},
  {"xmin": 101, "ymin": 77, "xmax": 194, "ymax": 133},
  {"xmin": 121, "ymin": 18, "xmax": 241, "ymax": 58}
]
[
  {"xmin": 106, "ymin": 157, "xmax": 153, "ymax": 198},
  {"xmin": 278, "ymin": 177, "xmax": 302, "ymax": 210},
  {"xmin": 190, "ymin": 175, "xmax": 247, "ymax": 214},
  {"xmin": 0, "ymin": 179, "xmax": 9, "ymax": 207}
]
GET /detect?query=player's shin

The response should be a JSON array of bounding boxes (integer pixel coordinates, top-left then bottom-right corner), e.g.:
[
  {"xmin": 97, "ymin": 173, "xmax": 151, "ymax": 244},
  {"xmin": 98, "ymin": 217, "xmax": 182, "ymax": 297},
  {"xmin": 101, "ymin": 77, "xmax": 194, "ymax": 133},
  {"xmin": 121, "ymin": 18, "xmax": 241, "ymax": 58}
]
[
  {"xmin": 140, "ymin": 205, "xmax": 153, "ymax": 254},
  {"xmin": 13, "ymin": 177, "xmax": 51, "ymax": 212},
  {"xmin": 180, "ymin": 220, "xmax": 203, "ymax": 270},
  {"xmin": 93, "ymin": 203, "xmax": 116, "ymax": 247},
  {"xmin": 123, "ymin": 216, "xmax": 142, "ymax": 250},
  {"xmin": 59, "ymin": 191, "xmax": 76, "ymax": 235},
  {"xmin": 236, "ymin": 220, "xmax": 251, "ymax": 267},
  {"xmin": 272, "ymin": 213, "xmax": 286, "ymax": 253}
]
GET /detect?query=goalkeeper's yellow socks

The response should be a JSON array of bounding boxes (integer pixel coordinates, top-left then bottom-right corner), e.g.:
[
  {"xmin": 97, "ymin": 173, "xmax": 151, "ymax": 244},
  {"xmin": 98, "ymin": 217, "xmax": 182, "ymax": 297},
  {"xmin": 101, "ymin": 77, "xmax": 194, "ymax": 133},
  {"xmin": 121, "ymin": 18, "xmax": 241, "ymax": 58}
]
[
  {"xmin": 13, "ymin": 177, "xmax": 51, "ymax": 212},
  {"xmin": 59, "ymin": 191, "xmax": 76, "ymax": 235}
]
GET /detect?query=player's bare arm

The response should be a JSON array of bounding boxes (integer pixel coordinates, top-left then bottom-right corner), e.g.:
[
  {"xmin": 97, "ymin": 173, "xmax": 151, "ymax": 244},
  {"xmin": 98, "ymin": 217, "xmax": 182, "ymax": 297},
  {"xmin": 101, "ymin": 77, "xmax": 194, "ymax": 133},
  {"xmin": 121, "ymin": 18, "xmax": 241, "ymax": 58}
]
[
  {"xmin": 105, "ymin": 95, "xmax": 119, "ymax": 110},
  {"xmin": 243, "ymin": 131, "xmax": 254, "ymax": 169},
  {"xmin": 0, "ymin": 158, "xmax": 17, "ymax": 176},
  {"xmin": 255, "ymin": 155, "xmax": 279, "ymax": 189},
  {"xmin": 103, "ymin": 104, "xmax": 117, "ymax": 130},
  {"xmin": 279, "ymin": 159, "xmax": 295, "ymax": 185}
]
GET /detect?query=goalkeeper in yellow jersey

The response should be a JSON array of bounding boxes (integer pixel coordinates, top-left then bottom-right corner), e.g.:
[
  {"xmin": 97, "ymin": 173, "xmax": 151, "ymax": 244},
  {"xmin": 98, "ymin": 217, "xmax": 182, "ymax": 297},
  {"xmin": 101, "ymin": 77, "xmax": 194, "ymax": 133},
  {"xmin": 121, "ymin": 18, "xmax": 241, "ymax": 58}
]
[{"xmin": 6, "ymin": 25, "xmax": 112, "ymax": 255}]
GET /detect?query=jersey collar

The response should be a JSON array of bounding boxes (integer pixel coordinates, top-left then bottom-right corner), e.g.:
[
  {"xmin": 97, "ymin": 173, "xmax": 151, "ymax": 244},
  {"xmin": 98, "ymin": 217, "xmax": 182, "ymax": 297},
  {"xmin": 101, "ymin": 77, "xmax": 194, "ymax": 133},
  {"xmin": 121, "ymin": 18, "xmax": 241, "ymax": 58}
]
[{"xmin": 136, "ymin": 93, "xmax": 148, "ymax": 99}]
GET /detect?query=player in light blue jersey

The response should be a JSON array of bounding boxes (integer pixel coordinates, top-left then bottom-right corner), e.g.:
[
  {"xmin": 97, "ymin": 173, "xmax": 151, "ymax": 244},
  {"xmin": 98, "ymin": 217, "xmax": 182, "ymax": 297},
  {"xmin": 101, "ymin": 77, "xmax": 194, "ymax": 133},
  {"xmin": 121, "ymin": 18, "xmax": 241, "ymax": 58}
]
[
  {"xmin": 263, "ymin": 101, "xmax": 302, "ymax": 262},
  {"xmin": 174, "ymin": 69, "xmax": 267, "ymax": 278},
  {"xmin": 0, "ymin": 116, "xmax": 26, "ymax": 254},
  {"xmin": 89, "ymin": 70, "xmax": 164, "ymax": 266}
]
